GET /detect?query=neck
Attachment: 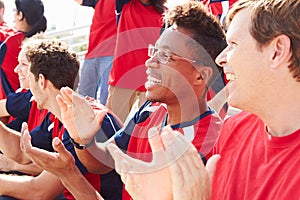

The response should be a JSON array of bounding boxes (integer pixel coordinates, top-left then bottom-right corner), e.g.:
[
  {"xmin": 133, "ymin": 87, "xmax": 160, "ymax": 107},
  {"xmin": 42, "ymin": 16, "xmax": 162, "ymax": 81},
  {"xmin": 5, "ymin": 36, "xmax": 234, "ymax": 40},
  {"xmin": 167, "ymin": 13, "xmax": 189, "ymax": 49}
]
[
  {"xmin": 44, "ymin": 91, "xmax": 62, "ymax": 122},
  {"xmin": 166, "ymin": 97, "xmax": 208, "ymax": 125},
  {"xmin": 17, "ymin": 22, "xmax": 31, "ymax": 33},
  {"xmin": 252, "ymin": 84, "xmax": 300, "ymax": 137}
]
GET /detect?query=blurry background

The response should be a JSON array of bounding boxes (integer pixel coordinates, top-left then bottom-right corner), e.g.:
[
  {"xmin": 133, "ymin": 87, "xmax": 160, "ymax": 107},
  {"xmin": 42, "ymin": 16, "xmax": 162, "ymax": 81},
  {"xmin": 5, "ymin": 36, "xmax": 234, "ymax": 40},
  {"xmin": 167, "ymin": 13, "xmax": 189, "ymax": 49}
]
[{"xmin": 2, "ymin": 0, "xmax": 94, "ymax": 30}]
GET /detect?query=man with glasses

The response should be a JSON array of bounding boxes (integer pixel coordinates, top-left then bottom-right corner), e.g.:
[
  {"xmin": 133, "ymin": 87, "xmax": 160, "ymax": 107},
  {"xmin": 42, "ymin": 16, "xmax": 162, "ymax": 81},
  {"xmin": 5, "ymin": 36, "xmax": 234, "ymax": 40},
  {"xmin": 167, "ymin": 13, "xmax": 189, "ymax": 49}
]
[{"xmin": 20, "ymin": 2, "xmax": 226, "ymax": 199}]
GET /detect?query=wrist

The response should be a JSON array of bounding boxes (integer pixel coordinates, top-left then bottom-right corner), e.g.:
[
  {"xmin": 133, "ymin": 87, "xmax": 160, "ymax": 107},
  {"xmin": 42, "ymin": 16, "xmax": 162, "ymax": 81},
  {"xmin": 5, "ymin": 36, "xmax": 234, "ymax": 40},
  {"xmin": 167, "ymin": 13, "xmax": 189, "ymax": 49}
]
[{"xmin": 69, "ymin": 137, "xmax": 95, "ymax": 150}]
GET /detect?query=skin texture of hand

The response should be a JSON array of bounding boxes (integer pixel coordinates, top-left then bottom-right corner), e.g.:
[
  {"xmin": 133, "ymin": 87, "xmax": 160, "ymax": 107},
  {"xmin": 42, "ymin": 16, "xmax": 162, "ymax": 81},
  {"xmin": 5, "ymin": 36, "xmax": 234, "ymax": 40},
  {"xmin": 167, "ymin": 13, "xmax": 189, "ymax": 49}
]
[
  {"xmin": 20, "ymin": 122, "xmax": 76, "ymax": 178},
  {"xmin": 56, "ymin": 87, "xmax": 106, "ymax": 144},
  {"xmin": 107, "ymin": 126, "xmax": 220, "ymax": 200},
  {"xmin": 20, "ymin": 125, "xmax": 104, "ymax": 200},
  {"xmin": 107, "ymin": 127, "xmax": 172, "ymax": 200},
  {"xmin": 0, "ymin": 154, "xmax": 14, "ymax": 172},
  {"xmin": 0, "ymin": 153, "xmax": 42, "ymax": 175}
]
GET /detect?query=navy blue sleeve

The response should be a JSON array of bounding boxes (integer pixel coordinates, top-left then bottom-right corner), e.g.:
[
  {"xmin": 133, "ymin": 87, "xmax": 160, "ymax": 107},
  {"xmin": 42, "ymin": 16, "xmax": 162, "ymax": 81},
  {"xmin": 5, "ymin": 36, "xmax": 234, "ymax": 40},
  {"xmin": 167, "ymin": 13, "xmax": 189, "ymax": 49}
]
[
  {"xmin": 62, "ymin": 130, "xmax": 87, "ymax": 174},
  {"xmin": 95, "ymin": 113, "xmax": 122, "ymax": 143},
  {"xmin": 114, "ymin": 101, "xmax": 151, "ymax": 151},
  {"xmin": 82, "ymin": 0, "xmax": 98, "ymax": 8},
  {"xmin": 30, "ymin": 113, "xmax": 54, "ymax": 152},
  {"xmin": 6, "ymin": 91, "xmax": 32, "ymax": 121},
  {"xmin": 6, "ymin": 119, "xmax": 23, "ymax": 132}
]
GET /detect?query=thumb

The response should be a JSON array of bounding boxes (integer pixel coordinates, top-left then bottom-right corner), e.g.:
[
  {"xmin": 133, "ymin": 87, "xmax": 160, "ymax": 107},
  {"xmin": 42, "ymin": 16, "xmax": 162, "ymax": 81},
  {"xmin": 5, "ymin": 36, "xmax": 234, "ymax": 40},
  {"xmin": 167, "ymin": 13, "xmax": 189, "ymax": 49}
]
[
  {"xmin": 107, "ymin": 143, "xmax": 131, "ymax": 174},
  {"xmin": 52, "ymin": 137, "xmax": 69, "ymax": 159},
  {"xmin": 95, "ymin": 109, "xmax": 107, "ymax": 125},
  {"xmin": 206, "ymin": 154, "xmax": 220, "ymax": 184},
  {"xmin": 148, "ymin": 127, "xmax": 165, "ymax": 161}
]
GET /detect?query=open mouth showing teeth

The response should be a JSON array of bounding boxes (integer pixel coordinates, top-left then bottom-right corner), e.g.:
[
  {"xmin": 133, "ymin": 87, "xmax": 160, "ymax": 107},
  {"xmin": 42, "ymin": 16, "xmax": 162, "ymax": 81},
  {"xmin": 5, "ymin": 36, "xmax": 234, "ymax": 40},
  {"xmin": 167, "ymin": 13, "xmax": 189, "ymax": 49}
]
[
  {"xmin": 147, "ymin": 76, "xmax": 162, "ymax": 84},
  {"xmin": 226, "ymin": 73, "xmax": 237, "ymax": 81}
]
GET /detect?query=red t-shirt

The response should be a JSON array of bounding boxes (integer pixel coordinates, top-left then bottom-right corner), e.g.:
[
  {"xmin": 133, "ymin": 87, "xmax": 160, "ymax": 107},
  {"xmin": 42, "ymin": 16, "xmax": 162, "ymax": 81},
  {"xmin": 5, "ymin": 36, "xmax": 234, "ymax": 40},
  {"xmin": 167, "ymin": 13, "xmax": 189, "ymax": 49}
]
[
  {"xmin": 0, "ymin": 30, "xmax": 24, "ymax": 99},
  {"xmin": 85, "ymin": 0, "xmax": 117, "ymax": 58},
  {"xmin": 49, "ymin": 115, "xmax": 101, "ymax": 200},
  {"xmin": 108, "ymin": 0, "xmax": 164, "ymax": 91},
  {"xmin": 212, "ymin": 111, "xmax": 300, "ymax": 199},
  {"xmin": 115, "ymin": 101, "xmax": 222, "ymax": 199}
]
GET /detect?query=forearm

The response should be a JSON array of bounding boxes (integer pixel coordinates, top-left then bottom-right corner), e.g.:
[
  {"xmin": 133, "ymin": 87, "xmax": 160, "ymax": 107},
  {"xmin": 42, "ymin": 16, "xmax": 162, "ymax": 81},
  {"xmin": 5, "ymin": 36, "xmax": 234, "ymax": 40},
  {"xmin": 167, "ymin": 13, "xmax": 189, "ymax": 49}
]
[
  {"xmin": 0, "ymin": 154, "xmax": 42, "ymax": 175},
  {"xmin": 60, "ymin": 165, "xmax": 103, "ymax": 200},
  {"xmin": 0, "ymin": 122, "xmax": 30, "ymax": 163},
  {"xmin": 10, "ymin": 162, "xmax": 42, "ymax": 175},
  {"xmin": 0, "ymin": 174, "xmax": 34, "ymax": 199},
  {"xmin": 0, "ymin": 171, "xmax": 65, "ymax": 200},
  {"xmin": 0, "ymin": 99, "xmax": 9, "ymax": 117},
  {"xmin": 76, "ymin": 140, "xmax": 114, "ymax": 174}
]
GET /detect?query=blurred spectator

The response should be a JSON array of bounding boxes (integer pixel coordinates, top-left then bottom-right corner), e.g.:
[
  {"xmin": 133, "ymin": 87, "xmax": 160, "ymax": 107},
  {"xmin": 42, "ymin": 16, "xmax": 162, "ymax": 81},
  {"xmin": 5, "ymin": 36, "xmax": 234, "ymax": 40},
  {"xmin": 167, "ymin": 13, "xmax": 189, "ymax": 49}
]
[
  {"xmin": 106, "ymin": 0, "xmax": 166, "ymax": 122},
  {"xmin": 0, "ymin": 0, "xmax": 47, "ymax": 123},
  {"xmin": 75, "ymin": 0, "xmax": 117, "ymax": 105}
]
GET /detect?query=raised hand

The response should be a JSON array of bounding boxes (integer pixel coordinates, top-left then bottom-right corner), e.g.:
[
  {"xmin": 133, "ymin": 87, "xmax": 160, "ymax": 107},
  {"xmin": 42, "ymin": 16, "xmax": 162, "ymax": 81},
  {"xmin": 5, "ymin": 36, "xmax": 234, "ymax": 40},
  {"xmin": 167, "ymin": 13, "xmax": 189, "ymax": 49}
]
[
  {"xmin": 107, "ymin": 126, "xmax": 172, "ymax": 200},
  {"xmin": 107, "ymin": 126, "xmax": 219, "ymax": 200},
  {"xmin": 56, "ymin": 87, "xmax": 106, "ymax": 144},
  {"xmin": 0, "ymin": 154, "xmax": 14, "ymax": 172},
  {"xmin": 20, "ymin": 123, "xmax": 76, "ymax": 178}
]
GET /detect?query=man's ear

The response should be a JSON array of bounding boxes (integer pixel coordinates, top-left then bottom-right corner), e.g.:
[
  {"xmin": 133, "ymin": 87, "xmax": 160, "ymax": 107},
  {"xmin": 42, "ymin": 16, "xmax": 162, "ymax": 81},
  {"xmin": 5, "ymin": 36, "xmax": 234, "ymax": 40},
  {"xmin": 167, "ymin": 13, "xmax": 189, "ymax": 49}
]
[
  {"xmin": 38, "ymin": 74, "xmax": 47, "ymax": 90},
  {"xmin": 195, "ymin": 67, "xmax": 213, "ymax": 84},
  {"xmin": 17, "ymin": 11, "xmax": 24, "ymax": 21},
  {"xmin": 269, "ymin": 34, "xmax": 291, "ymax": 69}
]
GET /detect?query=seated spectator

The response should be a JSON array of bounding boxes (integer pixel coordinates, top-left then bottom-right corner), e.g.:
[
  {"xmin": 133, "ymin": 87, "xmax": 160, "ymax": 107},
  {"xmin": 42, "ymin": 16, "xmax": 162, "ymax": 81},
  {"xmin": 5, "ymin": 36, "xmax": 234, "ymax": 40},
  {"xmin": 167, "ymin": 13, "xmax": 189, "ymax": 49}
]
[
  {"xmin": 20, "ymin": 1, "xmax": 227, "ymax": 199},
  {"xmin": 91, "ymin": 0, "xmax": 300, "ymax": 199},
  {"xmin": 0, "ymin": 39, "xmax": 122, "ymax": 199},
  {"xmin": 0, "ymin": 34, "xmax": 47, "ymax": 176}
]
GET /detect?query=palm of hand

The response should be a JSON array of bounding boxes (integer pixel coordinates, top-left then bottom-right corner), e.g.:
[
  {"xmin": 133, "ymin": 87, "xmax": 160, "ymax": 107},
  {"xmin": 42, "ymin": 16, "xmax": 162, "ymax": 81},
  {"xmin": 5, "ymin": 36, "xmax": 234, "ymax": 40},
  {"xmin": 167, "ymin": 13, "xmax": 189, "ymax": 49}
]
[{"xmin": 58, "ymin": 88, "xmax": 104, "ymax": 144}]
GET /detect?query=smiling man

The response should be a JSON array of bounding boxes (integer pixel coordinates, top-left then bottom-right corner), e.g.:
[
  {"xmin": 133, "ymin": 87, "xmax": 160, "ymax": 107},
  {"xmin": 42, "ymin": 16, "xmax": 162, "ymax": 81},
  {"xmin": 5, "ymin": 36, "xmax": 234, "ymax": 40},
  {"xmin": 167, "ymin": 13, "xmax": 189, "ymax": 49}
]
[
  {"xmin": 129, "ymin": 0, "xmax": 300, "ymax": 199},
  {"xmin": 20, "ymin": 2, "xmax": 227, "ymax": 200}
]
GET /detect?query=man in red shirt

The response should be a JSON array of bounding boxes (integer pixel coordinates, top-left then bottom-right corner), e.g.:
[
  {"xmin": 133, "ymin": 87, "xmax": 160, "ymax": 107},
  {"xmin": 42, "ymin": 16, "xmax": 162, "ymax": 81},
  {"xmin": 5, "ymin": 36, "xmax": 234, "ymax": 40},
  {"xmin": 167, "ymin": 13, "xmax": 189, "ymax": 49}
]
[{"xmin": 20, "ymin": 1, "xmax": 227, "ymax": 199}]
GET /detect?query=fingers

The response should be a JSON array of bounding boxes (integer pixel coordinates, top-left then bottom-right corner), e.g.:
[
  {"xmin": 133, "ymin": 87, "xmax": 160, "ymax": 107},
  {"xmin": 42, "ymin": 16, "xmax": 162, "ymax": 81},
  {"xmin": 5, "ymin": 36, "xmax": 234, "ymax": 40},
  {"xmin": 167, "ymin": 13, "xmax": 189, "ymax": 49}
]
[
  {"xmin": 160, "ymin": 128, "xmax": 190, "ymax": 163},
  {"xmin": 20, "ymin": 122, "xmax": 31, "ymax": 152},
  {"xmin": 206, "ymin": 154, "xmax": 220, "ymax": 184},
  {"xmin": 170, "ymin": 146, "xmax": 202, "ymax": 200},
  {"xmin": 148, "ymin": 127, "xmax": 166, "ymax": 164},
  {"xmin": 95, "ymin": 109, "xmax": 107, "ymax": 125},
  {"xmin": 60, "ymin": 87, "xmax": 74, "ymax": 104},
  {"xmin": 107, "ymin": 143, "xmax": 130, "ymax": 173},
  {"xmin": 52, "ymin": 137, "xmax": 70, "ymax": 161},
  {"xmin": 56, "ymin": 94, "xmax": 68, "ymax": 114},
  {"xmin": 107, "ymin": 143, "xmax": 146, "ymax": 174}
]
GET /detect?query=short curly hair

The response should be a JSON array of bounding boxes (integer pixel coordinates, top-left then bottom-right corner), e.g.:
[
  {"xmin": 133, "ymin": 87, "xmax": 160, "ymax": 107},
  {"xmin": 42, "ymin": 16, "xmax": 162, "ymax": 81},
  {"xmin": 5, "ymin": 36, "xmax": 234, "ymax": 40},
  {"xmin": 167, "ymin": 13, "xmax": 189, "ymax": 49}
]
[
  {"xmin": 164, "ymin": 1, "xmax": 226, "ymax": 88},
  {"xmin": 25, "ymin": 39, "xmax": 79, "ymax": 89},
  {"xmin": 165, "ymin": 1, "xmax": 226, "ymax": 63}
]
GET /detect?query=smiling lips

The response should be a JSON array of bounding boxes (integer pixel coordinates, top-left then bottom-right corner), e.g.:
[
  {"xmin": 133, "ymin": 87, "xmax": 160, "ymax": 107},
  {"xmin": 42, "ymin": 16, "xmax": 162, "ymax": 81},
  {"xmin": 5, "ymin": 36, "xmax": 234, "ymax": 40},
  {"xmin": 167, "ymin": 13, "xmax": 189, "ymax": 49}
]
[
  {"xmin": 19, "ymin": 76, "xmax": 26, "ymax": 82},
  {"xmin": 225, "ymin": 73, "xmax": 237, "ymax": 81},
  {"xmin": 146, "ymin": 75, "xmax": 162, "ymax": 86}
]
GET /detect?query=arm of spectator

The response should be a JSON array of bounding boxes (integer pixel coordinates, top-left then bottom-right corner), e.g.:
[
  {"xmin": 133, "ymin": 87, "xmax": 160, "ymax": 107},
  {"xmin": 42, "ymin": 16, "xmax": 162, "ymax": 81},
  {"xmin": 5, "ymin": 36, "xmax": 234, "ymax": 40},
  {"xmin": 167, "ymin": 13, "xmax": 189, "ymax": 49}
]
[
  {"xmin": 57, "ymin": 87, "xmax": 105, "ymax": 145},
  {"xmin": 75, "ymin": 0, "xmax": 98, "ymax": 8},
  {"xmin": 108, "ymin": 126, "xmax": 219, "ymax": 200},
  {"xmin": 0, "ymin": 122, "xmax": 31, "ymax": 164},
  {"xmin": 0, "ymin": 170, "xmax": 65, "ymax": 199},
  {"xmin": 0, "ymin": 154, "xmax": 42, "ymax": 175},
  {"xmin": 76, "ymin": 137, "xmax": 116, "ymax": 174},
  {"xmin": 0, "ymin": 99, "xmax": 9, "ymax": 117},
  {"xmin": 107, "ymin": 127, "xmax": 172, "ymax": 200},
  {"xmin": 56, "ymin": 87, "xmax": 115, "ymax": 173},
  {"xmin": 21, "ymin": 131, "xmax": 104, "ymax": 200}
]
